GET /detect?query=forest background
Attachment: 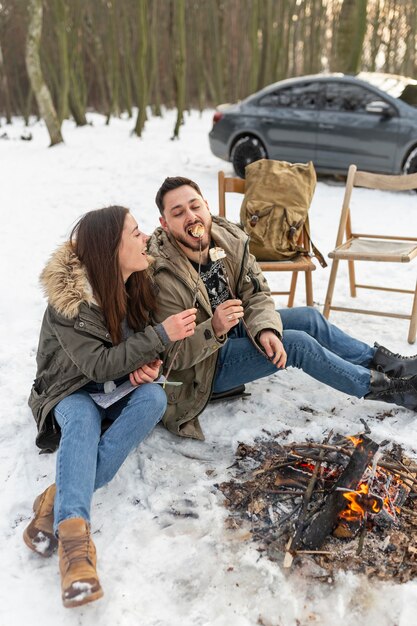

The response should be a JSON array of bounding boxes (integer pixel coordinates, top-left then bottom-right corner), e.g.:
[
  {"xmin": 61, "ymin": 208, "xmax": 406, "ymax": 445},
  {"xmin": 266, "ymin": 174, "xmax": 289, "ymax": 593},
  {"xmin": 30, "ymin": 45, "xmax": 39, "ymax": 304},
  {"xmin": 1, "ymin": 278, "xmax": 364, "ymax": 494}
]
[{"xmin": 0, "ymin": 0, "xmax": 416, "ymax": 145}]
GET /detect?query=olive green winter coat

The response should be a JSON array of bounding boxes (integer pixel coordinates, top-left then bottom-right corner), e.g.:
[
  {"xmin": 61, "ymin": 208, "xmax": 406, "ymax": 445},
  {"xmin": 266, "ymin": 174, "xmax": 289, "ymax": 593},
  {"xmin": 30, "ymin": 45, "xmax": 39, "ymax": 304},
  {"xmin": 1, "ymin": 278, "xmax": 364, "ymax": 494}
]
[
  {"xmin": 28, "ymin": 242, "xmax": 166, "ymax": 451},
  {"xmin": 148, "ymin": 215, "xmax": 283, "ymax": 440}
]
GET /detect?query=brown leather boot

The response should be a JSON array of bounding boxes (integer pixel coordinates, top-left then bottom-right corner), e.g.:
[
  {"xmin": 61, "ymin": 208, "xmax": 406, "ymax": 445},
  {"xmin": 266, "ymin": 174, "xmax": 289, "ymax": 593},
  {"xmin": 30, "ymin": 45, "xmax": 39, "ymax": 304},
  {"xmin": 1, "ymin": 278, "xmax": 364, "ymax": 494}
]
[
  {"xmin": 58, "ymin": 518, "xmax": 103, "ymax": 608},
  {"xmin": 23, "ymin": 484, "xmax": 57, "ymax": 557}
]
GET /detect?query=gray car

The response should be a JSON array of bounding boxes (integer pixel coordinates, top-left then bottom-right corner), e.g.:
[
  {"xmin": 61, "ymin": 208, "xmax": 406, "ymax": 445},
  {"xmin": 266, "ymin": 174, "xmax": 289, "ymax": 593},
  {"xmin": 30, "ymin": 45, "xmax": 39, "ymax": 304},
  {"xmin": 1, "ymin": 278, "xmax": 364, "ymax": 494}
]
[{"xmin": 209, "ymin": 73, "xmax": 417, "ymax": 178}]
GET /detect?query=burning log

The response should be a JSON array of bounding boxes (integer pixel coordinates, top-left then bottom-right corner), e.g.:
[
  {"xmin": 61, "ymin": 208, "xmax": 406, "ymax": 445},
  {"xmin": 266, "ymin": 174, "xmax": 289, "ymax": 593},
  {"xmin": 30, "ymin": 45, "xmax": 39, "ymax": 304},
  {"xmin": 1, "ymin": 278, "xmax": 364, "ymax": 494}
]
[
  {"xmin": 218, "ymin": 433, "xmax": 417, "ymax": 581},
  {"xmin": 296, "ymin": 435, "xmax": 379, "ymax": 550}
]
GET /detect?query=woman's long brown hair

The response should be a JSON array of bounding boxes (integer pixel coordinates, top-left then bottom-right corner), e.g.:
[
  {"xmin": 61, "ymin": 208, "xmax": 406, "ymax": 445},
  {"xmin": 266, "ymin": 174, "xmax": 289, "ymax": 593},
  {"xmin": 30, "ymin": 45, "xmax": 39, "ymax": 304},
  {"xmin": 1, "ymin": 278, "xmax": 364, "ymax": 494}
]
[{"xmin": 70, "ymin": 206, "xmax": 157, "ymax": 344}]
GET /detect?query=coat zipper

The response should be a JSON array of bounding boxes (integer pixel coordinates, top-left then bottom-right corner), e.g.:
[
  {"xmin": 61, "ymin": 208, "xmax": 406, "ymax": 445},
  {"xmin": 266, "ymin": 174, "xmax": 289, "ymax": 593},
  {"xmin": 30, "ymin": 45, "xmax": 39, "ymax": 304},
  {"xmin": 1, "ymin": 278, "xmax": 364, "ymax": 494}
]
[{"xmin": 154, "ymin": 260, "xmax": 220, "ymax": 424}]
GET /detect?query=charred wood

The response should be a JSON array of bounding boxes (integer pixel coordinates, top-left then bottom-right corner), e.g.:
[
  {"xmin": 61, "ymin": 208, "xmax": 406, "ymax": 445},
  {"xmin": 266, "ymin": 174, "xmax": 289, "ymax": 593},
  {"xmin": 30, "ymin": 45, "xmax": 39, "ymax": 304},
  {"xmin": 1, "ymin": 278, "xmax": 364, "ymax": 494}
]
[{"xmin": 296, "ymin": 435, "xmax": 379, "ymax": 550}]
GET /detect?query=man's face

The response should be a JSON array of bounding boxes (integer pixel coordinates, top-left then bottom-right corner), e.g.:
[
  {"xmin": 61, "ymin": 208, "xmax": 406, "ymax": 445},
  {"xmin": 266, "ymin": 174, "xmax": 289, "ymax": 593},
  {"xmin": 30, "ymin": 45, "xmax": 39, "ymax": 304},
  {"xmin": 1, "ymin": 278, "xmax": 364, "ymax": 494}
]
[{"xmin": 159, "ymin": 185, "xmax": 212, "ymax": 255}]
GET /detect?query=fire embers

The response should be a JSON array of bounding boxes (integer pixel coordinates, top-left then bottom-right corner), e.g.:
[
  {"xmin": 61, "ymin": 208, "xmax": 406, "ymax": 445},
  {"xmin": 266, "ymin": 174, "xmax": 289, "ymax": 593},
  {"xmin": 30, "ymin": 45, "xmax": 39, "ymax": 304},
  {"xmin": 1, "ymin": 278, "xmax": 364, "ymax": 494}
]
[
  {"xmin": 340, "ymin": 483, "xmax": 383, "ymax": 522},
  {"xmin": 334, "ymin": 444, "xmax": 408, "ymax": 539},
  {"xmin": 218, "ymin": 433, "xmax": 417, "ymax": 582}
]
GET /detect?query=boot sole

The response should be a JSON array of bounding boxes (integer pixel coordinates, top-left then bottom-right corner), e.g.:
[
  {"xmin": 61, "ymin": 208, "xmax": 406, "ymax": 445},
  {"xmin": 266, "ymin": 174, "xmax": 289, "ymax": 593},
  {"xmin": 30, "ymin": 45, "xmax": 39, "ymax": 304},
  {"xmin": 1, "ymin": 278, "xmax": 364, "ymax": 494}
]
[
  {"xmin": 23, "ymin": 525, "xmax": 58, "ymax": 557},
  {"xmin": 63, "ymin": 587, "xmax": 104, "ymax": 608}
]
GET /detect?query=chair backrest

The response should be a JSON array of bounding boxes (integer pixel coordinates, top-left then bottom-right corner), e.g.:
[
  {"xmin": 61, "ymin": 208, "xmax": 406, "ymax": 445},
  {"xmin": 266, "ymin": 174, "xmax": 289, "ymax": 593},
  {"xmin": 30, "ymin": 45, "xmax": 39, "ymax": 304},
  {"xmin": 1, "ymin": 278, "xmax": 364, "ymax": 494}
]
[
  {"xmin": 335, "ymin": 164, "xmax": 417, "ymax": 249},
  {"xmin": 218, "ymin": 171, "xmax": 245, "ymax": 217}
]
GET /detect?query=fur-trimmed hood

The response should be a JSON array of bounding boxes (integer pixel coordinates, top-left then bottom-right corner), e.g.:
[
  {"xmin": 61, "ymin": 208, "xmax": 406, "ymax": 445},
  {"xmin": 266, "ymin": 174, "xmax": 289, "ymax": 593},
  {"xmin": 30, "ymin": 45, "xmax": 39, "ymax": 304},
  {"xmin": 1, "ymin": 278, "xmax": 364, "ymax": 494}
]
[{"xmin": 40, "ymin": 241, "xmax": 97, "ymax": 319}]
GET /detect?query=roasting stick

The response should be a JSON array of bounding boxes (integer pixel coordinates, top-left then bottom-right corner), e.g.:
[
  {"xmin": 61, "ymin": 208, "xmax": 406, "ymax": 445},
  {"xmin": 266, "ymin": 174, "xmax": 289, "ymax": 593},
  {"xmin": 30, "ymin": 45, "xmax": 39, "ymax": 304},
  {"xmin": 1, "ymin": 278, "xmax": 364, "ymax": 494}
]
[
  {"xmin": 219, "ymin": 259, "xmax": 274, "ymax": 362},
  {"xmin": 163, "ymin": 226, "xmax": 203, "ymax": 388},
  {"xmin": 283, "ymin": 430, "xmax": 334, "ymax": 568}
]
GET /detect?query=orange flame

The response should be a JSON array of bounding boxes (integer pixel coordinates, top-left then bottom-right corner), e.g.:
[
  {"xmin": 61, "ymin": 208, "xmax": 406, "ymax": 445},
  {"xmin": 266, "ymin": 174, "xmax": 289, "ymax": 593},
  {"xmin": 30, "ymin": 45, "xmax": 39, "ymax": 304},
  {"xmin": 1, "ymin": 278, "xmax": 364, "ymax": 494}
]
[
  {"xmin": 340, "ymin": 483, "xmax": 368, "ymax": 521},
  {"xmin": 346, "ymin": 435, "xmax": 363, "ymax": 447},
  {"xmin": 340, "ymin": 483, "xmax": 383, "ymax": 521}
]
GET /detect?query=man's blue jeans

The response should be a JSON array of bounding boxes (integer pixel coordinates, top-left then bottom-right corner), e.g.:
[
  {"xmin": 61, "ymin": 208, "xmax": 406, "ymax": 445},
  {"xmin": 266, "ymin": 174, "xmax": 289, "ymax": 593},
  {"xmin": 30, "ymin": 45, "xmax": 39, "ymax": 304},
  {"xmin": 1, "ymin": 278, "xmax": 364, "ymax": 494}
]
[
  {"xmin": 213, "ymin": 307, "xmax": 375, "ymax": 398},
  {"xmin": 53, "ymin": 383, "xmax": 167, "ymax": 532}
]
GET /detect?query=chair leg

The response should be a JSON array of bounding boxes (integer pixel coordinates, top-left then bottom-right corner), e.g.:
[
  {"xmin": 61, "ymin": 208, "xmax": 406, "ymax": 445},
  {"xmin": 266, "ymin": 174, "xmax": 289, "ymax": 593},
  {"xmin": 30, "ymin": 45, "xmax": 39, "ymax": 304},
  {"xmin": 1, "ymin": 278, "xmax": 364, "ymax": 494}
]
[
  {"xmin": 348, "ymin": 260, "xmax": 357, "ymax": 297},
  {"xmin": 305, "ymin": 270, "xmax": 313, "ymax": 307},
  {"xmin": 287, "ymin": 271, "xmax": 298, "ymax": 308},
  {"xmin": 408, "ymin": 280, "xmax": 417, "ymax": 344},
  {"xmin": 323, "ymin": 259, "xmax": 340, "ymax": 319}
]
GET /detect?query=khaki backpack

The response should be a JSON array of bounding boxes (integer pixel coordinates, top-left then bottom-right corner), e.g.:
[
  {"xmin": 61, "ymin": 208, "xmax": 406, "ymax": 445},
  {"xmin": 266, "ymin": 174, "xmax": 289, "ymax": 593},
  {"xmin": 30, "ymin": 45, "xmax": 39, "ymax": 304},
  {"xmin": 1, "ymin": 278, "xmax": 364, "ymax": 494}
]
[{"xmin": 240, "ymin": 159, "xmax": 326, "ymax": 267}]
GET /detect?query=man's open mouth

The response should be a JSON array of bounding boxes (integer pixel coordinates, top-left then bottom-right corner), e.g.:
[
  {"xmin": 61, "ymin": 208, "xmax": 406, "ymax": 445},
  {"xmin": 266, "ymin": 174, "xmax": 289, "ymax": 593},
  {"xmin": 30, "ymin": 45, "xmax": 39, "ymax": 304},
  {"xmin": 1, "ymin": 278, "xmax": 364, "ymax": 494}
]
[{"xmin": 187, "ymin": 223, "xmax": 205, "ymax": 238}]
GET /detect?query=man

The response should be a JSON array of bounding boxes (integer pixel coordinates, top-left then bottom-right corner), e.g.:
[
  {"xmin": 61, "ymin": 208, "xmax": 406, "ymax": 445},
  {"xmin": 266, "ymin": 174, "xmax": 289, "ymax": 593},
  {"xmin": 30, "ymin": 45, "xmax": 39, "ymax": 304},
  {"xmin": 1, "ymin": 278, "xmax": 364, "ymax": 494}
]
[{"xmin": 148, "ymin": 176, "xmax": 417, "ymax": 440}]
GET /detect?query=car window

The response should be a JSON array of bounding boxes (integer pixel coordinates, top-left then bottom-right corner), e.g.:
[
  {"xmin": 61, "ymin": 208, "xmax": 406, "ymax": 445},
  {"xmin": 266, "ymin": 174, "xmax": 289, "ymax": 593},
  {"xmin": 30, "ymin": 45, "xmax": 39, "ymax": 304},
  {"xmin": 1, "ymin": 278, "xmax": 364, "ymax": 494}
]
[
  {"xmin": 323, "ymin": 82, "xmax": 383, "ymax": 112},
  {"xmin": 259, "ymin": 82, "xmax": 320, "ymax": 110}
]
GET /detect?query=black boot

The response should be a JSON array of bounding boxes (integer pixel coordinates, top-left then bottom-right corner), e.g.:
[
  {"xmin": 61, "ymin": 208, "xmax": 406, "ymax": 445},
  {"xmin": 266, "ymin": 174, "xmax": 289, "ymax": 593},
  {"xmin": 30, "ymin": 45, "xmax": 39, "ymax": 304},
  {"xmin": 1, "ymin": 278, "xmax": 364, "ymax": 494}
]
[
  {"xmin": 365, "ymin": 370, "xmax": 417, "ymax": 411},
  {"xmin": 370, "ymin": 343, "xmax": 417, "ymax": 378}
]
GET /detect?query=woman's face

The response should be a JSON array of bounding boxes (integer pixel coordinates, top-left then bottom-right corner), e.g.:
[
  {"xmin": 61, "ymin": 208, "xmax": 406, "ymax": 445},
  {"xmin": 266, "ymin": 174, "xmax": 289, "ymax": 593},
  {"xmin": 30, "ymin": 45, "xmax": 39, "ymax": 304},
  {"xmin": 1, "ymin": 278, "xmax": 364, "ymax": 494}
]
[{"xmin": 118, "ymin": 213, "xmax": 149, "ymax": 282}]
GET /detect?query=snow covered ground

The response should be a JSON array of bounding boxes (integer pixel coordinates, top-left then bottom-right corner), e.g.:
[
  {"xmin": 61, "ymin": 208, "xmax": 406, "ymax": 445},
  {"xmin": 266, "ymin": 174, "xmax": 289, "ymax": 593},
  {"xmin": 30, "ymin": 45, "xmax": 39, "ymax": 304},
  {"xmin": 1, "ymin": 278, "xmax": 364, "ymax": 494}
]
[{"xmin": 1, "ymin": 109, "xmax": 417, "ymax": 626}]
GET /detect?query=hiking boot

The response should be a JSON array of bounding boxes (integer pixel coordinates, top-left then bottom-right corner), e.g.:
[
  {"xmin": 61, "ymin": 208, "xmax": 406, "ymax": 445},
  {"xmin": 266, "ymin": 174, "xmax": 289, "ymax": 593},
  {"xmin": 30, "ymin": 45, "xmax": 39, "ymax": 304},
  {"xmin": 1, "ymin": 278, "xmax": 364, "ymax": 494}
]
[
  {"xmin": 23, "ymin": 484, "xmax": 57, "ymax": 557},
  {"xmin": 370, "ymin": 343, "xmax": 417, "ymax": 378},
  {"xmin": 58, "ymin": 517, "xmax": 103, "ymax": 609},
  {"xmin": 365, "ymin": 370, "xmax": 417, "ymax": 411}
]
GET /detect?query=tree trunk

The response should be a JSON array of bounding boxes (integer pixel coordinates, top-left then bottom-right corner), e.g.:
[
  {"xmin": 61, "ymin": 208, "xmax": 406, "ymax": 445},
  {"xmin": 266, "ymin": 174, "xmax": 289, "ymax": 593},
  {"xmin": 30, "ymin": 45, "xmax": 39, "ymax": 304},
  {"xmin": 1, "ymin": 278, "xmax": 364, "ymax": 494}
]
[
  {"xmin": 172, "ymin": 0, "xmax": 186, "ymax": 139},
  {"xmin": 52, "ymin": 0, "xmax": 69, "ymax": 122},
  {"xmin": 134, "ymin": 0, "xmax": 149, "ymax": 137},
  {"xmin": 335, "ymin": 0, "xmax": 367, "ymax": 74},
  {"xmin": 68, "ymin": 0, "xmax": 87, "ymax": 126},
  {"xmin": 0, "ymin": 36, "xmax": 12, "ymax": 123},
  {"xmin": 248, "ymin": 0, "xmax": 260, "ymax": 93},
  {"xmin": 25, "ymin": 0, "xmax": 63, "ymax": 145}
]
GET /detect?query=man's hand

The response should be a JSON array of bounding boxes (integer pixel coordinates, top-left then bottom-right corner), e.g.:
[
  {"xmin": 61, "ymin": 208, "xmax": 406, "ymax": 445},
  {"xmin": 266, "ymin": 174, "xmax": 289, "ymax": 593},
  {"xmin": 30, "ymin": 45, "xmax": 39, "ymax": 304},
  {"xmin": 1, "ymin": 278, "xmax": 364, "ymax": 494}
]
[
  {"xmin": 258, "ymin": 330, "xmax": 287, "ymax": 368},
  {"xmin": 130, "ymin": 359, "xmax": 162, "ymax": 387},
  {"xmin": 211, "ymin": 299, "xmax": 244, "ymax": 337}
]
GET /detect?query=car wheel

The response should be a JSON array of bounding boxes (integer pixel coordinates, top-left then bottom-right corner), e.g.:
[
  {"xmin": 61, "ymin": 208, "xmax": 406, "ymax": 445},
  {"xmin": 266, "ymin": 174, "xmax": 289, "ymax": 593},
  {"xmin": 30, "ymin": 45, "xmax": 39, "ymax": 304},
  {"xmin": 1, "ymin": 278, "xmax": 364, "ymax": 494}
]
[
  {"xmin": 403, "ymin": 146, "xmax": 417, "ymax": 175},
  {"xmin": 231, "ymin": 136, "xmax": 267, "ymax": 178}
]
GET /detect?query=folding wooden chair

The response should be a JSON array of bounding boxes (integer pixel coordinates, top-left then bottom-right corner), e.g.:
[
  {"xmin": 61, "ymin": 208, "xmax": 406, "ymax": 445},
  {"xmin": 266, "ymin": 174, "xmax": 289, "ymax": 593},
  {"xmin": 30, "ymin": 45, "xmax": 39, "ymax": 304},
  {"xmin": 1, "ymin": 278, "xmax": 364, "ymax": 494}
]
[
  {"xmin": 324, "ymin": 164, "xmax": 417, "ymax": 343},
  {"xmin": 218, "ymin": 171, "xmax": 316, "ymax": 307}
]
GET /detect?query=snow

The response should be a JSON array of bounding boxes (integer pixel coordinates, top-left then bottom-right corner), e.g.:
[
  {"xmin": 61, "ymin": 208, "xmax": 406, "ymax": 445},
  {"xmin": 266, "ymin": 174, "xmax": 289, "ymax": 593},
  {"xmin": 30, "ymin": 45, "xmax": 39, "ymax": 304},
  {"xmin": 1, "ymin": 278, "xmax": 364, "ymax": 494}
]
[{"xmin": 1, "ymin": 109, "xmax": 417, "ymax": 625}]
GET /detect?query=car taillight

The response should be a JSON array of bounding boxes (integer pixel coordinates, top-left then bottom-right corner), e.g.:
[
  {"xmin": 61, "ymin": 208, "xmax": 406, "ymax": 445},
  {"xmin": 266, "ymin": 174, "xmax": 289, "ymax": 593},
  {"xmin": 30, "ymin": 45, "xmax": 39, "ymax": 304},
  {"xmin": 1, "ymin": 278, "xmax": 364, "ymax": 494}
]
[{"xmin": 213, "ymin": 111, "xmax": 224, "ymax": 125}]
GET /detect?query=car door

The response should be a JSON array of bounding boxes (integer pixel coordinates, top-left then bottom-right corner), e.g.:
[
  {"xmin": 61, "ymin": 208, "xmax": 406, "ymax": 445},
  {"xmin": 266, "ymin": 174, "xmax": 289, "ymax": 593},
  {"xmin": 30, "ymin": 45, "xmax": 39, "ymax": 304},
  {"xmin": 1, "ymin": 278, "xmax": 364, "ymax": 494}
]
[
  {"xmin": 316, "ymin": 80, "xmax": 400, "ymax": 173},
  {"xmin": 255, "ymin": 80, "xmax": 320, "ymax": 163}
]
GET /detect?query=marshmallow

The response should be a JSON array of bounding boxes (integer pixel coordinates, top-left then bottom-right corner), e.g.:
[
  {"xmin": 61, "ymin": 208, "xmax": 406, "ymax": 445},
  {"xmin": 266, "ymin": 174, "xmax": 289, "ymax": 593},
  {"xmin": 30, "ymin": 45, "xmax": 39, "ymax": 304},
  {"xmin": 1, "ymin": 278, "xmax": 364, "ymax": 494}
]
[
  {"xmin": 189, "ymin": 223, "xmax": 205, "ymax": 238},
  {"xmin": 209, "ymin": 247, "xmax": 226, "ymax": 261}
]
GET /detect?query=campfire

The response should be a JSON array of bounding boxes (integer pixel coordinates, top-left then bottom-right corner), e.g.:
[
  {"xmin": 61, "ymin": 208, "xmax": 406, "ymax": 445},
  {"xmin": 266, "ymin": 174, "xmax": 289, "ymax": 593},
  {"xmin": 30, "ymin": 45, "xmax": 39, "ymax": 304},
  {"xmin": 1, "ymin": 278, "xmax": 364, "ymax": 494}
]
[{"xmin": 218, "ymin": 432, "xmax": 417, "ymax": 582}]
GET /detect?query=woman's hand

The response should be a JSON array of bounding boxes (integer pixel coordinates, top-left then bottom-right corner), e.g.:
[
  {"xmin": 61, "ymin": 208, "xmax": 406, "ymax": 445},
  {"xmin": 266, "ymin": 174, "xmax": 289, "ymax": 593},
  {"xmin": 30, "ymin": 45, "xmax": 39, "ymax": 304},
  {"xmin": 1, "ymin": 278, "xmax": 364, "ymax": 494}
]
[
  {"xmin": 130, "ymin": 359, "xmax": 162, "ymax": 386},
  {"xmin": 162, "ymin": 308, "xmax": 197, "ymax": 341}
]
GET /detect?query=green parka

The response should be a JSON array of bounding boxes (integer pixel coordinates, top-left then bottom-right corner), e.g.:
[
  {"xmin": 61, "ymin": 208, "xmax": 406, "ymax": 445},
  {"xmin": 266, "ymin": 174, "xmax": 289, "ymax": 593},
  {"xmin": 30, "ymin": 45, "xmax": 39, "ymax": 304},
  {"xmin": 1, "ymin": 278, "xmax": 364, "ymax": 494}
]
[
  {"xmin": 28, "ymin": 242, "xmax": 166, "ymax": 452},
  {"xmin": 148, "ymin": 215, "xmax": 283, "ymax": 440}
]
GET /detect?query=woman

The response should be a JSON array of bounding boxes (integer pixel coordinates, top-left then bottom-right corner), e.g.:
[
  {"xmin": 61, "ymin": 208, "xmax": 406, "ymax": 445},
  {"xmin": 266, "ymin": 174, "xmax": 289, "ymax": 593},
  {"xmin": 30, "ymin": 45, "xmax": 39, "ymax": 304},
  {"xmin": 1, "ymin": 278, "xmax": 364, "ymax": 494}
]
[{"xmin": 23, "ymin": 206, "xmax": 196, "ymax": 609}]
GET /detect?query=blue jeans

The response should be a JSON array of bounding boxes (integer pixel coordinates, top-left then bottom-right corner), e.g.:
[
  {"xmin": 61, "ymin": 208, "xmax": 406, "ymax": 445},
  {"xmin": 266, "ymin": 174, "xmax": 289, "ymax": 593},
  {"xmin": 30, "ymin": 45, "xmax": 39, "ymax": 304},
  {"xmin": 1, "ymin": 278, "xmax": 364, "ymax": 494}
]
[
  {"xmin": 213, "ymin": 307, "xmax": 375, "ymax": 398},
  {"xmin": 53, "ymin": 383, "xmax": 167, "ymax": 531}
]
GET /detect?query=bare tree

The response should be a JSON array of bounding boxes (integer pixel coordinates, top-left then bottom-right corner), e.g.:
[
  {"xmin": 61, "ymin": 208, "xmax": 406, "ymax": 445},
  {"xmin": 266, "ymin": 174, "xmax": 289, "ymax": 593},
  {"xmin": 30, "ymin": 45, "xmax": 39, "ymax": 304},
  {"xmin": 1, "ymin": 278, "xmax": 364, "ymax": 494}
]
[
  {"xmin": 0, "ymin": 35, "xmax": 12, "ymax": 123},
  {"xmin": 25, "ymin": 0, "xmax": 63, "ymax": 145},
  {"xmin": 172, "ymin": 0, "xmax": 186, "ymax": 139},
  {"xmin": 334, "ymin": 0, "xmax": 367, "ymax": 73},
  {"xmin": 134, "ymin": 0, "xmax": 149, "ymax": 137}
]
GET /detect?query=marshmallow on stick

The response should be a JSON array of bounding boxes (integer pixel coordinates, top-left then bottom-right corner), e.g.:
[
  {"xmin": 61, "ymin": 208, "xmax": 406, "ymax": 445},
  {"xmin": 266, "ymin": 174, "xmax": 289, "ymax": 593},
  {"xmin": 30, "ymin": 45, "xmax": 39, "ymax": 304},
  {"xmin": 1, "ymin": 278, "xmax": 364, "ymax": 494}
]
[
  {"xmin": 189, "ymin": 223, "xmax": 205, "ymax": 238},
  {"xmin": 209, "ymin": 247, "xmax": 226, "ymax": 261}
]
